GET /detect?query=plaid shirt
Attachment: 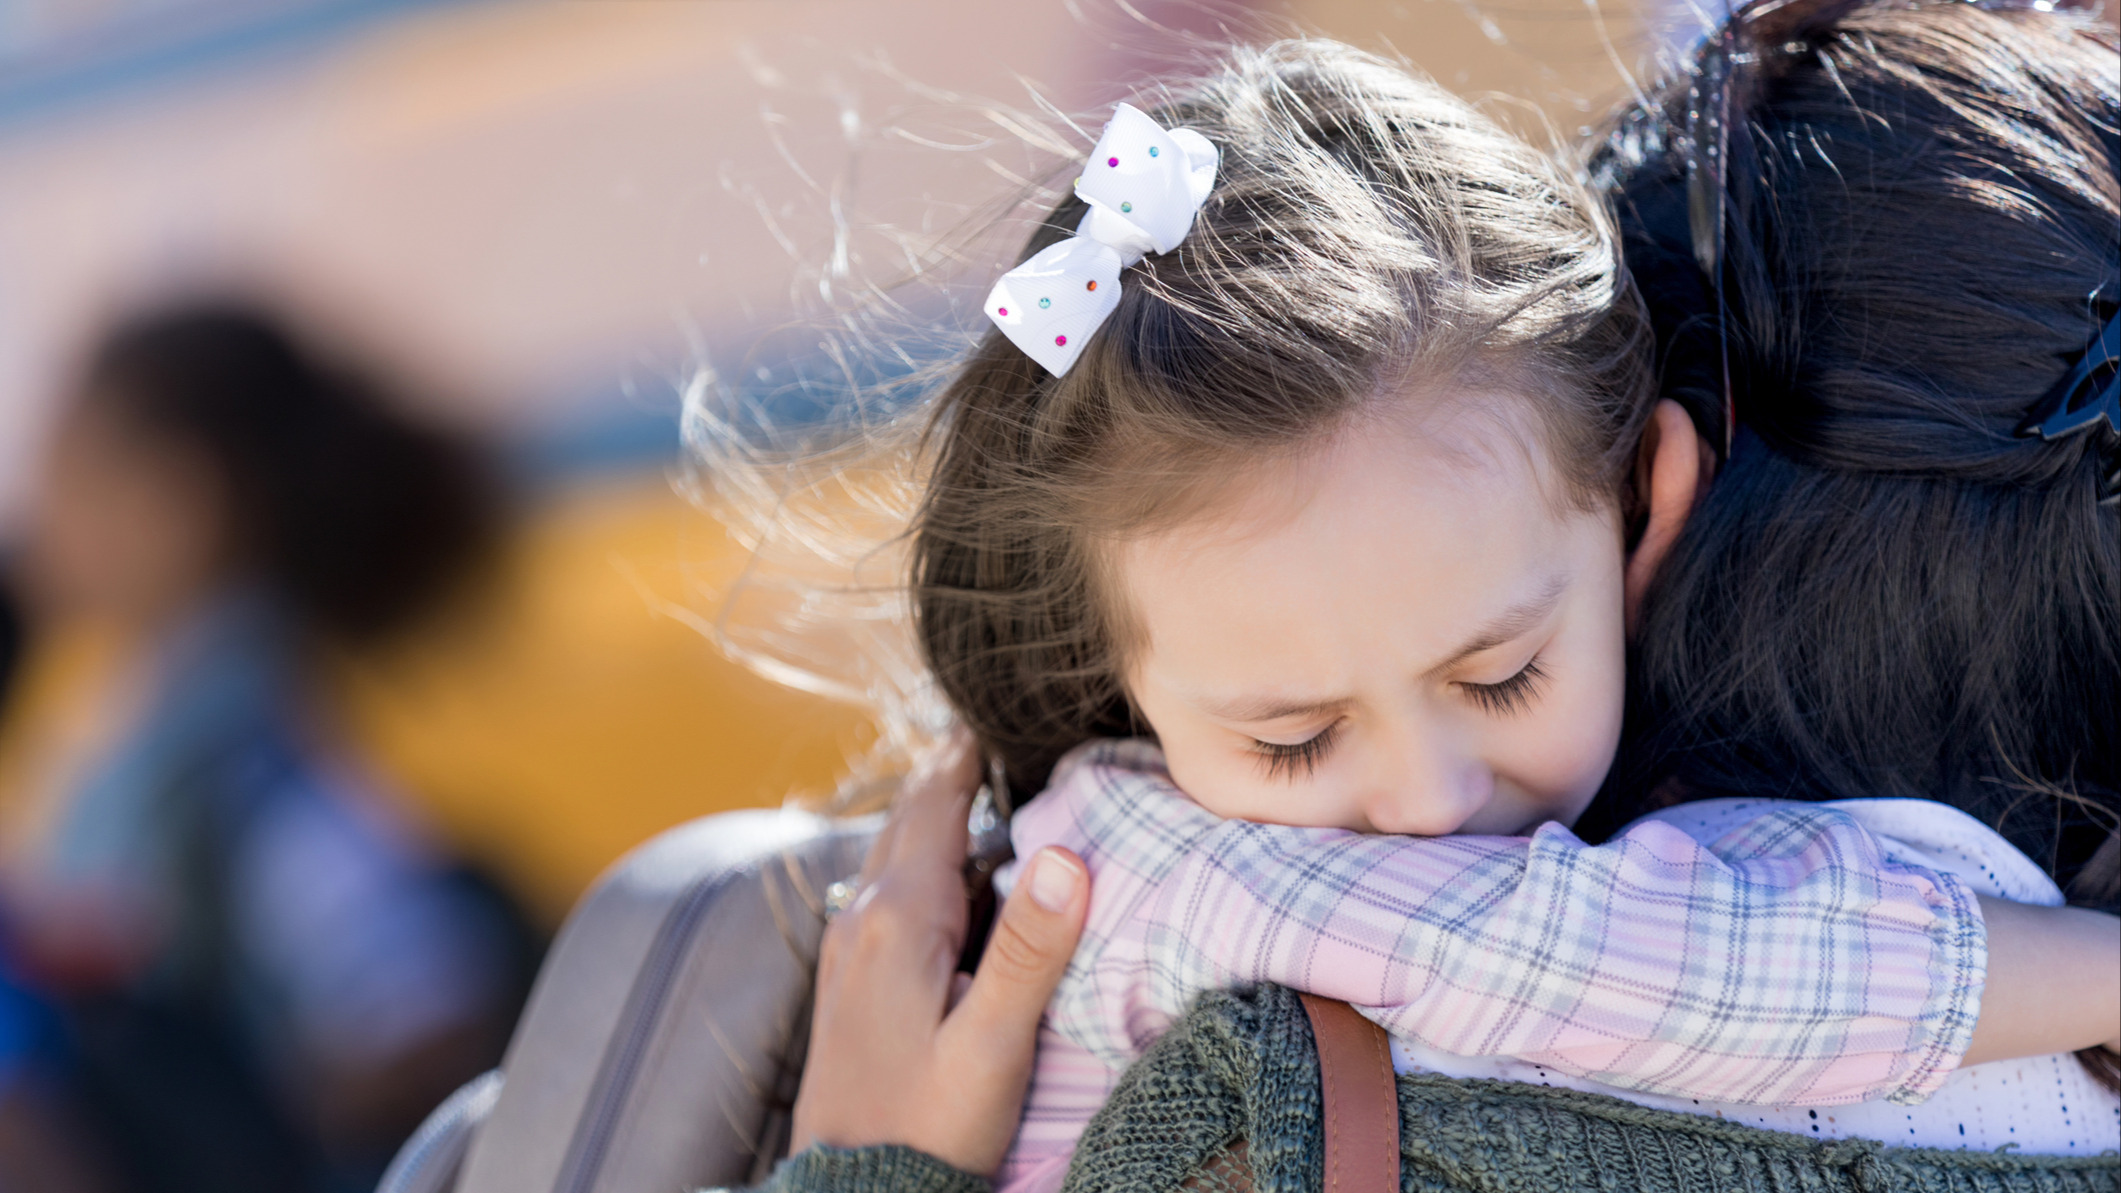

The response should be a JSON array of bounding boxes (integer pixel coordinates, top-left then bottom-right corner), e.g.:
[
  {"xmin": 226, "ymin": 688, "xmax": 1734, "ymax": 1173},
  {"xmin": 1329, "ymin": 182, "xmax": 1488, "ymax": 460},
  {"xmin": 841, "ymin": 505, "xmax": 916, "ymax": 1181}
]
[{"xmin": 999, "ymin": 739, "xmax": 1985, "ymax": 1189}]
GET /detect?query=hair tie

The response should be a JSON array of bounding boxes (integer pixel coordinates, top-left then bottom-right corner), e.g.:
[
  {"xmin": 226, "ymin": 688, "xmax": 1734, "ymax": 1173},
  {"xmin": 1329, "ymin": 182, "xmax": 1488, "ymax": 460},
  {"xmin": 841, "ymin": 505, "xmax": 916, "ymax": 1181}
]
[
  {"xmin": 984, "ymin": 104, "xmax": 1219, "ymax": 377},
  {"xmin": 2019, "ymin": 303, "xmax": 2120, "ymax": 506}
]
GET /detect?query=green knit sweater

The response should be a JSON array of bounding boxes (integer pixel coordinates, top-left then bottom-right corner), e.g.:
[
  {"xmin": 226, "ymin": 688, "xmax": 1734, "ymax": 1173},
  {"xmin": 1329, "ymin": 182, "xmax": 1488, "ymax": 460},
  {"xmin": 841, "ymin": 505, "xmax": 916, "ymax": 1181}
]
[{"xmin": 744, "ymin": 985, "xmax": 2119, "ymax": 1193}]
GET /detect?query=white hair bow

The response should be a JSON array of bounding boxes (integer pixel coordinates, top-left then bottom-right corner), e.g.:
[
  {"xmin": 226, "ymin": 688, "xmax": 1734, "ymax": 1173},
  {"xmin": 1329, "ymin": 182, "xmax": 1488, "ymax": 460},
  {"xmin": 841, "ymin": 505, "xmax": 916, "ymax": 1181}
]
[{"xmin": 984, "ymin": 104, "xmax": 1219, "ymax": 377}]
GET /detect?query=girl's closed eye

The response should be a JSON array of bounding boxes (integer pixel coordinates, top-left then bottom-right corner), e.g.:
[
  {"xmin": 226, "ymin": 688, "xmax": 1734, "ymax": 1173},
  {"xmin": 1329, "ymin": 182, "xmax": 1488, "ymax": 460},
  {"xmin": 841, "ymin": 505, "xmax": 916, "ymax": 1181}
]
[
  {"xmin": 1250, "ymin": 720, "xmax": 1343, "ymax": 782},
  {"xmin": 1458, "ymin": 656, "xmax": 1550, "ymax": 717}
]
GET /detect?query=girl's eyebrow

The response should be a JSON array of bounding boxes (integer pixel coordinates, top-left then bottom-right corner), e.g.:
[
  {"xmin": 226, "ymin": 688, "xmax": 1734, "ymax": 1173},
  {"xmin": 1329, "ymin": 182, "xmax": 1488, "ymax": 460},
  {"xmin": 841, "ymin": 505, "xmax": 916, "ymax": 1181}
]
[
  {"xmin": 1197, "ymin": 692, "xmax": 1355, "ymax": 723},
  {"xmin": 1419, "ymin": 574, "xmax": 1569, "ymax": 680}
]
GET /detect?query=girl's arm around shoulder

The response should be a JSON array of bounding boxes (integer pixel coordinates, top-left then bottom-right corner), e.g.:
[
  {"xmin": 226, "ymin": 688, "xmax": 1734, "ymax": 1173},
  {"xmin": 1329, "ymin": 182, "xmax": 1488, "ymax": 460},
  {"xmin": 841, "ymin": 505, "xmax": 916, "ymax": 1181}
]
[
  {"xmin": 1793, "ymin": 796, "xmax": 2120, "ymax": 1068},
  {"xmin": 1019, "ymin": 749, "xmax": 1993, "ymax": 1108}
]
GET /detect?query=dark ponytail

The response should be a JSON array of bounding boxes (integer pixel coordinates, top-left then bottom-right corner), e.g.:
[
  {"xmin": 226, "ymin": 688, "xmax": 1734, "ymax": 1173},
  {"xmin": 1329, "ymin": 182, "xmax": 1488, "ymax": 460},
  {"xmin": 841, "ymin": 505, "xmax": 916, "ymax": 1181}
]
[
  {"xmin": 82, "ymin": 305, "xmax": 499, "ymax": 641},
  {"xmin": 1588, "ymin": 3, "xmax": 2119, "ymax": 892}
]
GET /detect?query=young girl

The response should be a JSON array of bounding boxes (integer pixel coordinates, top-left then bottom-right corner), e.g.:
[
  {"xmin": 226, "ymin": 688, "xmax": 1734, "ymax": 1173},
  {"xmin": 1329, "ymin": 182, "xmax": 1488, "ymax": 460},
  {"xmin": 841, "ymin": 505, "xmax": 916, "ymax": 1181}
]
[{"xmin": 874, "ymin": 41, "xmax": 2119, "ymax": 1190}]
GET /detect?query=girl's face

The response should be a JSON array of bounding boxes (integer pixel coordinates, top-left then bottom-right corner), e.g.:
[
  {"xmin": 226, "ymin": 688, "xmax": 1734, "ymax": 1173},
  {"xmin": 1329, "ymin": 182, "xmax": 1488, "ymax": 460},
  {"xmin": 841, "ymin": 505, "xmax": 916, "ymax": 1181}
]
[{"xmin": 1115, "ymin": 394, "xmax": 1626, "ymax": 836}]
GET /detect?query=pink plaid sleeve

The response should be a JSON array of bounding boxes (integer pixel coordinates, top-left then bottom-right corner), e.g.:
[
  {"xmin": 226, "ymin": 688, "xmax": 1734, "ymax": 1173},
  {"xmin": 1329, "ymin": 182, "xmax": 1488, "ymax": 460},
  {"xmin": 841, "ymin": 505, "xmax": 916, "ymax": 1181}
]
[{"xmin": 1013, "ymin": 739, "xmax": 1984, "ymax": 1112}]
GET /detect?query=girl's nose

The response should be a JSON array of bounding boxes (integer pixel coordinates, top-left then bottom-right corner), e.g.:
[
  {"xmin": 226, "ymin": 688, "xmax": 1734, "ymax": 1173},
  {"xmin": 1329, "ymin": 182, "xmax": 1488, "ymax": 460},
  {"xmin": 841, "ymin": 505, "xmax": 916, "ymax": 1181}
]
[{"xmin": 1357, "ymin": 724, "xmax": 1495, "ymax": 837}]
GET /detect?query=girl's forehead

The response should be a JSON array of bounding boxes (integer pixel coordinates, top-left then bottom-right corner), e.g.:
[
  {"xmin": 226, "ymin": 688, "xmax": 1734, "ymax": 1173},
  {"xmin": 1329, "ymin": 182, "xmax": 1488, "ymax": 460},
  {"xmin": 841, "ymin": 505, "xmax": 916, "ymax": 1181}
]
[
  {"xmin": 1111, "ymin": 396, "xmax": 1613, "ymax": 663},
  {"xmin": 1138, "ymin": 384, "xmax": 1572, "ymax": 553}
]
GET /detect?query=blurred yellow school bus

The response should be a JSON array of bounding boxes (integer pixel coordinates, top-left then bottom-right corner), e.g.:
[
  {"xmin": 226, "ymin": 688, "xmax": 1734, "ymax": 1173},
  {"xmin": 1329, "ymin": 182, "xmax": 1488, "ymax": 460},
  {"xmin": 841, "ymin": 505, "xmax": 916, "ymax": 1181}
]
[{"xmin": 332, "ymin": 478, "xmax": 875, "ymax": 926}]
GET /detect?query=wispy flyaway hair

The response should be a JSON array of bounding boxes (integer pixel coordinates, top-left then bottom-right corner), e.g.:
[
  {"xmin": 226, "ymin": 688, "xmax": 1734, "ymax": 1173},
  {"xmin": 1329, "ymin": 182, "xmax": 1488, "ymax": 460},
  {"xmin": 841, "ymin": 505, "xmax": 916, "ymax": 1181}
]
[{"xmin": 694, "ymin": 40, "xmax": 1657, "ymax": 800}]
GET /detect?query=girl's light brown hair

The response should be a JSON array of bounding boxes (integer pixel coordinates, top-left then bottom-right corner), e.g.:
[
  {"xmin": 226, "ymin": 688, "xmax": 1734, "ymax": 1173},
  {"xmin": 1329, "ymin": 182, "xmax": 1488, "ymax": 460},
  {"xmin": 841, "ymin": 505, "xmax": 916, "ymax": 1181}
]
[{"xmin": 911, "ymin": 40, "xmax": 1657, "ymax": 796}]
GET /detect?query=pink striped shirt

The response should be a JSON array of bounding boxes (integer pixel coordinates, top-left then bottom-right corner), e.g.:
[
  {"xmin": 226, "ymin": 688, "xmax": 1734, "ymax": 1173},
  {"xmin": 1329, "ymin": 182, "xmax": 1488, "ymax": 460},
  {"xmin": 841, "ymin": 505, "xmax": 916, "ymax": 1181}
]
[{"xmin": 997, "ymin": 740, "xmax": 1985, "ymax": 1191}]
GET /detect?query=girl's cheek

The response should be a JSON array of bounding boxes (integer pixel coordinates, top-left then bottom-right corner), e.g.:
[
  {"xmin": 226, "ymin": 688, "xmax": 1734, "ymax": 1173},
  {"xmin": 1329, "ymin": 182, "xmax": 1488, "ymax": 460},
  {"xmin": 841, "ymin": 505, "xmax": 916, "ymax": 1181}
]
[
  {"xmin": 1192, "ymin": 765, "xmax": 1310, "ymax": 824},
  {"xmin": 1520, "ymin": 538, "xmax": 1630, "ymax": 816},
  {"xmin": 1163, "ymin": 737, "xmax": 1349, "ymax": 828},
  {"xmin": 1152, "ymin": 728, "xmax": 1262, "ymax": 819},
  {"xmin": 1517, "ymin": 630, "xmax": 1627, "ymax": 816}
]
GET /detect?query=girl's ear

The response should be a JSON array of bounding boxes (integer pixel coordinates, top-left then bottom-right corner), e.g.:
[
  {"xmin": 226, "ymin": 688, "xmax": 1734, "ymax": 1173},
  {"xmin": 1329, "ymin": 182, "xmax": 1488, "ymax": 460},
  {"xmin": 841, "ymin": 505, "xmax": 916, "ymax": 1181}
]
[{"xmin": 1624, "ymin": 400, "xmax": 1715, "ymax": 634}]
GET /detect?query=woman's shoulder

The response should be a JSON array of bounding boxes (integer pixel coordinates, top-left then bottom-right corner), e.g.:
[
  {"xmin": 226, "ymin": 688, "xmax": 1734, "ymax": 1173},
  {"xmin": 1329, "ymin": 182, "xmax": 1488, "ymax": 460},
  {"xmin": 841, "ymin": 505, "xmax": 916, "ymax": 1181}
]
[
  {"xmin": 1822, "ymin": 798, "xmax": 2062, "ymax": 905},
  {"xmin": 1628, "ymin": 796, "xmax": 2062, "ymax": 904},
  {"xmin": 1066, "ymin": 984, "xmax": 2119, "ymax": 1193}
]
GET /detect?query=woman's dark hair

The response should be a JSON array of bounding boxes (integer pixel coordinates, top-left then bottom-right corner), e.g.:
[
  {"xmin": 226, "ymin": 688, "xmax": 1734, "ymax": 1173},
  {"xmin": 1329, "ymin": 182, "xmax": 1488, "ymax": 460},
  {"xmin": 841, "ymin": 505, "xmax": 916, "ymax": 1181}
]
[
  {"xmin": 80, "ymin": 305, "xmax": 499, "ymax": 641},
  {"xmin": 1586, "ymin": 4, "xmax": 2119, "ymax": 899}
]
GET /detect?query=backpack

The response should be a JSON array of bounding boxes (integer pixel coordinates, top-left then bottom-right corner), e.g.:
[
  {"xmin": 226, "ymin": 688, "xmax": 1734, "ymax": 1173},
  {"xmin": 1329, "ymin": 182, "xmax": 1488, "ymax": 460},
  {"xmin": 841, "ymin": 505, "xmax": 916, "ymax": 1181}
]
[{"xmin": 377, "ymin": 809, "xmax": 874, "ymax": 1193}]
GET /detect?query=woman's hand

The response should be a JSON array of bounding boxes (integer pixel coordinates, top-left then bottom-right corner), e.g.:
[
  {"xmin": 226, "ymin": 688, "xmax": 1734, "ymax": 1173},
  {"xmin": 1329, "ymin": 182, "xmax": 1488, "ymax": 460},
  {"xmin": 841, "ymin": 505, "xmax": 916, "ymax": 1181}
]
[{"xmin": 790, "ymin": 729, "xmax": 1090, "ymax": 1177}]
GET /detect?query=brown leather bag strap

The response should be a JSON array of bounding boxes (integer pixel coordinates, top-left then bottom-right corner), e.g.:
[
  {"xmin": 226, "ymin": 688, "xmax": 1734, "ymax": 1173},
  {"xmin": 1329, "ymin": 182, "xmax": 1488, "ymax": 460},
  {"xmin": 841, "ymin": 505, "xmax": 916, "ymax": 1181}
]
[{"xmin": 1298, "ymin": 993, "xmax": 1401, "ymax": 1193}]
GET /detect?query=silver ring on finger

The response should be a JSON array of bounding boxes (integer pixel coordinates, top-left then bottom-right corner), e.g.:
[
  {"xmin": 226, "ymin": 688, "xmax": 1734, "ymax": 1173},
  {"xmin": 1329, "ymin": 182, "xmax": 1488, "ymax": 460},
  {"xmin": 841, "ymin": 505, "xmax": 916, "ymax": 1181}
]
[{"xmin": 824, "ymin": 878, "xmax": 862, "ymax": 918}]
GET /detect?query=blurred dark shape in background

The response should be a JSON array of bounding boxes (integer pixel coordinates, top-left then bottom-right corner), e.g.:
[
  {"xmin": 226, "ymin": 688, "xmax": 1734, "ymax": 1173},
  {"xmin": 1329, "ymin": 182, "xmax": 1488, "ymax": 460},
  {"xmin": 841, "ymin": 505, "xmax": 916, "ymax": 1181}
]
[
  {"xmin": 1, "ymin": 305, "xmax": 538, "ymax": 1193},
  {"xmin": 73, "ymin": 307, "xmax": 499, "ymax": 642},
  {"xmin": 0, "ymin": 564, "xmax": 19, "ymax": 710}
]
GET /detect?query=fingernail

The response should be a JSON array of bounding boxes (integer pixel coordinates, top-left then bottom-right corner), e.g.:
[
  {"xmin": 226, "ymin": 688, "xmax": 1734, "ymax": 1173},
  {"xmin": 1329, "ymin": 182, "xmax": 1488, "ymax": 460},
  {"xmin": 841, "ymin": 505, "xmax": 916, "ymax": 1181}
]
[{"xmin": 1027, "ymin": 850, "xmax": 1082, "ymax": 913}]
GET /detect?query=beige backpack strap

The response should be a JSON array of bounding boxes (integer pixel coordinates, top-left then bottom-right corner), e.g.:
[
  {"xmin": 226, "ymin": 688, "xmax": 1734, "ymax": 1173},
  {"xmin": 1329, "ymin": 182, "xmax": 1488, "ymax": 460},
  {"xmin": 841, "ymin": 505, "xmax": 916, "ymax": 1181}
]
[{"xmin": 1298, "ymin": 993, "xmax": 1401, "ymax": 1193}]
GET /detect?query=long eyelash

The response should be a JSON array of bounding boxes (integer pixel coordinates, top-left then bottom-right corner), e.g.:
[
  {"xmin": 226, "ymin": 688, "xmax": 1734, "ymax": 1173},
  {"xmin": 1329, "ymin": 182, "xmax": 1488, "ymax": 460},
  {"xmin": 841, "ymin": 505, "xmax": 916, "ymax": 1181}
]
[
  {"xmin": 1250, "ymin": 721, "xmax": 1342, "ymax": 781},
  {"xmin": 1460, "ymin": 656, "xmax": 1551, "ymax": 717}
]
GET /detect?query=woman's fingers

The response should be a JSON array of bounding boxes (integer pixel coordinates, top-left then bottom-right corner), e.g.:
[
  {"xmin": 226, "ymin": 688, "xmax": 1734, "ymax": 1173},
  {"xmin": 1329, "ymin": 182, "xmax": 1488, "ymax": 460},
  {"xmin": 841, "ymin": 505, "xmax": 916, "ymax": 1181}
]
[
  {"xmin": 857, "ymin": 727, "xmax": 980, "ymax": 889},
  {"xmin": 885, "ymin": 726, "xmax": 982, "ymax": 876},
  {"xmin": 792, "ymin": 841, "xmax": 1093, "ymax": 1179},
  {"xmin": 827, "ymin": 729, "xmax": 987, "ymax": 1033},
  {"xmin": 792, "ymin": 733, "xmax": 1059, "ymax": 1176},
  {"xmin": 853, "ymin": 789, "xmax": 903, "ymax": 890},
  {"xmin": 945, "ymin": 847, "xmax": 1088, "ymax": 1057},
  {"xmin": 905, "ymin": 848, "xmax": 1086, "ymax": 1175}
]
